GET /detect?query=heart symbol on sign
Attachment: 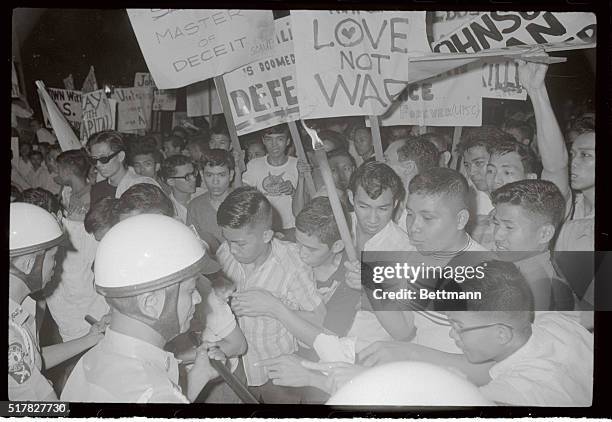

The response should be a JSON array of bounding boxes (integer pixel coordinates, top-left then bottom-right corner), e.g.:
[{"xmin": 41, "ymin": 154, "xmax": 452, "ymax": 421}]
[{"xmin": 341, "ymin": 26, "xmax": 356, "ymax": 40}]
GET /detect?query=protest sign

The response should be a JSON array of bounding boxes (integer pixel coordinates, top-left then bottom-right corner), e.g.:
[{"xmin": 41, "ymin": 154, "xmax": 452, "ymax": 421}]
[
  {"xmin": 187, "ymin": 80, "xmax": 223, "ymax": 117},
  {"xmin": 12, "ymin": 61, "xmax": 20, "ymax": 98},
  {"xmin": 374, "ymin": 63, "xmax": 482, "ymax": 127},
  {"xmin": 292, "ymin": 11, "xmax": 430, "ymax": 119},
  {"xmin": 63, "ymin": 74, "xmax": 75, "ymax": 90},
  {"xmin": 133, "ymin": 73, "xmax": 157, "ymax": 130},
  {"xmin": 153, "ymin": 89, "xmax": 177, "ymax": 111},
  {"xmin": 221, "ymin": 16, "xmax": 299, "ymax": 135},
  {"xmin": 111, "ymin": 87, "xmax": 149, "ymax": 133},
  {"xmin": 36, "ymin": 81, "xmax": 83, "ymax": 151},
  {"xmin": 81, "ymin": 89, "xmax": 115, "ymax": 142},
  {"xmin": 126, "ymin": 9, "xmax": 277, "ymax": 89},
  {"xmin": 134, "ymin": 72, "xmax": 157, "ymax": 89},
  {"xmin": 431, "ymin": 12, "xmax": 481, "ymax": 42},
  {"xmin": 81, "ymin": 66, "xmax": 99, "ymax": 93},
  {"xmin": 431, "ymin": 12, "xmax": 596, "ymax": 53},
  {"xmin": 39, "ymin": 88, "xmax": 82, "ymax": 134}
]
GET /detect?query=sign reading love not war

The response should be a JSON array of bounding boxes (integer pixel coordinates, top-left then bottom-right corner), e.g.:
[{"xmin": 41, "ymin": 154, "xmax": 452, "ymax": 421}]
[
  {"xmin": 222, "ymin": 16, "xmax": 299, "ymax": 135},
  {"xmin": 127, "ymin": 9, "xmax": 277, "ymax": 89},
  {"xmin": 376, "ymin": 64, "xmax": 482, "ymax": 127},
  {"xmin": 432, "ymin": 12, "xmax": 596, "ymax": 53},
  {"xmin": 111, "ymin": 87, "xmax": 150, "ymax": 133},
  {"xmin": 292, "ymin": 11, "xmax": 430, "ymax": 119},
  {"xmin": 81, "ymin": 89, "xmax": 115, "ymax": 142},
  {"xmin": 40, "ymin": 88, "xmax": 83, "ymax": 135}
]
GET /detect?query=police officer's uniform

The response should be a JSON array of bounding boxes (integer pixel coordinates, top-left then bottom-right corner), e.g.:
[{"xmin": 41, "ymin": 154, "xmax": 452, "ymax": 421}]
[
  {"xmin": 61, "ymin": 328, "xmax": 188, "ymax": 403},
  {"xmin": 8, "ymin": 296, "xmax": 55, "ymax": 400}
]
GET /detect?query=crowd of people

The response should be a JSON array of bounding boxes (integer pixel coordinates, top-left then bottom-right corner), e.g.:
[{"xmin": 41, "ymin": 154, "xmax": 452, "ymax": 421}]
[{"xmin": 9, "ymin": 57, "xmax": 595, "ymax": 405}]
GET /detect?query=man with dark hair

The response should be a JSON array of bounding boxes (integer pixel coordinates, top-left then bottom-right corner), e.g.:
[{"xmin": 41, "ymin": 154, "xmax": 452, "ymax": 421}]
[
  {"xmin": 115, "ymin": 183, "xmax": 175, "ymax": 221},
  {"xmin": 392, "ymin": 136, "xmax": 440, "ymax": 190},
  {"xmin": 25, "ymin": 150, "xmax": 49, "ymax": 190},
  {"xmin": 185, "ymin": 134, "xmax": 209, "ymax": 163},
  {"xmin": 491, "ymin": 179, "xmax": 574, "ymax": 311},
  {"xmin": 129, "ymin": 137, "xmax": 166, "ymax": 188},
  {"xmin": 243, "ymin": 124, "xmax": 299, "ymax": 236},
  {"xmin": 419, "ymin": 132, "xmax": 452, "ymax": 168},
  {"xmin": 160, "ymin": 155, "xmax": 205, "ymax": 224},
  {"xmin": 485, "ymin": 138, "xmax": 543, "ymax": 193},
  {"xmin": 209, "ymin": 125, "xmax": 232, "ymax": 151},
  {"xmin": 87, "ymin": 130, "xmax": 159, "ymax": 205},
  {"xmin": 216, "ymin": 186, "xmax": 325, "ymax": 403},
  {"xmin": 163, "ymin": 134, "xmax": 186, "ymax": 157},
  {"xmin": 84, "ymin": 197, "xmax": 119, "ymax": 241},
  {"xmin": 187, "ymin": 149, "xmax": 235, "ymax": 254},
  {"xmin": 56, "ymin": 149, "xmax": 91, "ymax": 221},
  {"xmin": 503, "ymin": 119, "xmax": 535, "ymax": 147}
]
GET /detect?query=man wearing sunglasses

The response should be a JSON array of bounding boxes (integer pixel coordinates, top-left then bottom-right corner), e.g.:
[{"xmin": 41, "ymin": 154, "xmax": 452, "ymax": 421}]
[
  {"xmin": 87, "ymin": 131, "xmax": 160, "ymax": 206},
  {"xmin": 161, "ymin": 155, "xmax": 206, "ymax": 224}
]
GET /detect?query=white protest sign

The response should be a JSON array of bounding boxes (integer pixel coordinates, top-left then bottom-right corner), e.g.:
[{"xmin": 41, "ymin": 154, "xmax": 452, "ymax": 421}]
[
  {"xmin": 431, "ymin": 12, "xmax": 481, "ymax": 41},
  {"xmin": 40, "ymin": 88, "xmax": 82, "ymax": 135},
  {"xmin": 153, "ymin": 89, "xmax": 177, "ymax": 111},
  {"xmin": 81, "ymin": 66, "xmax": 99, "ymax": 93},
  {"xmin": 11, "ymin": 61, "xmax": 20, "ymax": 98},
  {"xmin": 186, "ymin": 80, "xmax": 223, "ymax": 116},
  {"xmin": 36, "ymin": 81, "xmax": 83, "ymax": 151},
  {"xmin": 432, "ymin": 12, "xmax": 596, "ymax": 53},
  {"xmin": 221, "ymin": 16, "xmax": 299, "ymax": 135},
  {"xmin": 126, "ymin": 9, "xmax": 277, "ymax": 89},
  {"xmin": 111, "ymin": 87, "xmax": 149, "ymax": 133},
  {"xmin": 292, "ymin": 11, "xmax": 430, "ymax": 119},
  {"xmin": 81, "ymin": 89, "xmax": 115, "ymax": 142},
  {"xmin": 134, "ymin": 72, "xmax": 157, "ymax": 89},
  {"xmin": 375, "ymin": 64, "xmax": 482, "ymax": 127}
]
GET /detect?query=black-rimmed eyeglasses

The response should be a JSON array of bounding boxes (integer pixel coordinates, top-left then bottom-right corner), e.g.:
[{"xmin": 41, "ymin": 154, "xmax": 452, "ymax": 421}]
[{"xmin": 89, "ymin": 149, "xmax": 122, "ymax": 165}]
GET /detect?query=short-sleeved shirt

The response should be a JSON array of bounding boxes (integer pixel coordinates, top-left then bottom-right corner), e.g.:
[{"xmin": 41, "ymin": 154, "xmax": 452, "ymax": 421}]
[
  {"xmin": 61, "ymin": 328, "xmax": 189, "ymax": 403},
  {"xmin": 169, "ymin": 187, "xmax": 206, "ymax": 224},
  {"xmin": 8, "ymin": 297, "xmax": 55, "ymax": 401},
  {"xmin": 555, "ymin": 217, "xmax": 594, "ymax": 252},
  {"xmin": 480, "ymin": 312, "xmax": 593, "ymax": 406},
  {"xmin": 217, "ymin": 238, "xmax": 322, "ymax": 386},
  {"xmin": 186, "ymin": 193, "xmax": 224, "ymax": 253},
  {"xmin": 350, "ymin": 213, "xmax": 415, "ymax": 252},
  {"xmin": 242, "ymin": 156, "xmax": 299, "ymax": 229}
]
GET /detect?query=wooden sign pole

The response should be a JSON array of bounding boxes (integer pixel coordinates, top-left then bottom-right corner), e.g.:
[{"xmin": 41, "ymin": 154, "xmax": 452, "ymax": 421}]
[
  {"xmin": 451, "ymin": 126, "xmax": 463, "ymax": 171},
  {"xmin": 368, "ymin": 115, "xmax": 385, "ymax": 162},
  {"xmin": 288, "ymin": 121, "xmax": 317, "ymax": 198},
  {"xmin": 214, "ymin": 75, "xmax": 245, "ymax": 186}
]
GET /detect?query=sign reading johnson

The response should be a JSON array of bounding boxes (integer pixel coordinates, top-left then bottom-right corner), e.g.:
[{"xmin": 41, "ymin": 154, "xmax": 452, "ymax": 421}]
[{"xmin": 127, "ymin": 9, "xmax": 277, "ymax": 89}]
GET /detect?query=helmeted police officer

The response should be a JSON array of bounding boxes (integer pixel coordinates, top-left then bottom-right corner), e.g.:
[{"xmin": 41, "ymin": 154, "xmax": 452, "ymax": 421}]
[{"xmin": 61, "ymin": 214, "xmax": 221, "ymax": 402}]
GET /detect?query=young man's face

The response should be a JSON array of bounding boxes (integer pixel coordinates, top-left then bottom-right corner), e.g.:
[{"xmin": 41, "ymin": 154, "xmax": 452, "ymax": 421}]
[
  {"xmin": 210, "ymin": 134, "xmax": 231, "ymax": 150},
  {"xmin": 329, "ymin": 155, "xmax": 355, "ymax": 191},
  {"xmin": 132, "ymin": 153, "xmax": 158, "ymax": 179},
  {"xmin": 30, "ymin": 154, "xmax": 43, "ymax": 170},
  {"xmin": 492, "ymin": 203, "xmax": 547, "ymax": 259},
  {"xmin": 447, "ymin": 311, "xmax": 505, "ymax": 363},
  {"xmin": 222, "ymin": 223, "xmax": 269, "ymax": 264},
  {"xmin": 262, "ymin": 133, "xmax": 289, "ymax": 159},
  {"xmin": 463, "ymin": 146, "xmax": 489, "ymax": 192},
  {"xmin": 247, "ymin": 143, "xmax": 266, "ymax": 161},
  {"xmin": 168, "ymin": 163, "xmax": 197, "ymax": 195},
  {"xmin": 90, "ymin": 142, "xmax": 123, "ymax": 180},
  {"xmin": 486, "ymin": 151, "xmax": 530, "ymax": 193},
  {"xmin": 354, "ymin": 128, "xmax": 373, "ymax": 157},
  {"xmin": 203, "ymin": 164, "xmax": 233, "ymax": 196},
  {"xmin": 56, "ymin": 163, "xmax": 72, "ymax": 185},
  {"xmin": 405, "ymin": 193, "xmax": 462, "ymax": 252},
  {"xmin": 176, "ymin": 276, "xmax": 202, "ymax": 334},
  {"xmin": 295, "ymin": 229, "xmax": 333, "ymax": 268},
  {"xmin": 186, "ymin": 144, "xmax": 203, "ymax": 162},
  {"xmin": 45, "ymin": 151, "xmax": 60, "ymax": 174},
  {"xmin": 353, "ymin": 186, "xmax": 395, "ymax": 237},
  {"xmin": 163, "ymin": 142, "xmax": 182, "ymax": 156},
  {"xmin": 570, "ymin": 132, "xmax": 595, "ymax": 192}
]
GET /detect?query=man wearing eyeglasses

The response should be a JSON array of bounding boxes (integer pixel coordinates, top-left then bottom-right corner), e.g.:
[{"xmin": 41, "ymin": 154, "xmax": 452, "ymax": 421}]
[
  {"xmin": 161, "ymin": 155, "xmax": 206, "ymax": 224},
  {"xmin": 87, "ymin": 130, "xmax": 160, "ymax": 206}
]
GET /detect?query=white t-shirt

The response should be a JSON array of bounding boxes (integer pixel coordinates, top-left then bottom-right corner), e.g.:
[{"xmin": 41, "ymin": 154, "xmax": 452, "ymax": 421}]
[
  {"xmin": 480, "ymin": 312, "xmax": 593, "ymax": 406},
  {"xmin": 242, "ymin": 156, "xmax": 298, "ymax": 229}
]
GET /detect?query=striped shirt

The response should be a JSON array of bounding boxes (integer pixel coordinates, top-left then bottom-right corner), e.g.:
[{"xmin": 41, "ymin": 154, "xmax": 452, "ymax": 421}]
[{"xmin": 217, "ymin": 238, "xmax": 322, "ymax": 386}]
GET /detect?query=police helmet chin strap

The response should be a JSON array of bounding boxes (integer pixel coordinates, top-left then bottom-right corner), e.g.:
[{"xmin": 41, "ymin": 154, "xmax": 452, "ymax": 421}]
[{"xmin": 9, "ymin": 252, "xmax": 46, "ymax": 294}]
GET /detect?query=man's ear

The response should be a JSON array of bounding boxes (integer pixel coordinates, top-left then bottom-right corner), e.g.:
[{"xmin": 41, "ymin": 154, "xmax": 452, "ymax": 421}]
[
  {"xmin": 456, "ymin": 208, "xmax": 470, "ymax": 231},
  {"xmin": 138, "ymin": 289, "xmax": 166, "ymax": 320},
  {"xmin": 331, "ymin": 239, "xmax": 345, "ymax": 254},
  {"xmin": 229, "ymin": 169, "xmax": 235, "ymax": 182},
  {"xmin": 262, "ymin": 229, "xmax": 274, "ymax": 243},
  {"xmin": 439, "ymin": 151, "xmax": 452, "ymax": 168},
  {"xmin": 537, "ymin": 223, "xmax": 555, "ymax": 245},
  {"xmin": 118, "ymin": 150, "xmax": 126, "ymax": 164},
  {"xmin": 526, "ymin": 173, "xmax": 537, "ymax": 180},
  {"xmin": 155, "ymin": 163, "xmax": 161, "ymax": 173},
  {"xmin": 347, "ymin": 190, "xmax": 354, "ymax": 206},
  {"xmin": 496, "ymin": 324, "xmax": 514, "ymax": 345}
]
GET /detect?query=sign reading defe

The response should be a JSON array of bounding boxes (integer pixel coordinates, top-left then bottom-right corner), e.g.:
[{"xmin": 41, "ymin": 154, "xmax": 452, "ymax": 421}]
[
  {"xmin": 292, "ymin": 10, "xmax": 430, "ymax": 119},
  {"xmin": 222, "ymin": 16, "xmax": 299, "ymax": 135},
  {"xmin": 127, "ymin": 9, "xmax": 277, "ymax": 89}
]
